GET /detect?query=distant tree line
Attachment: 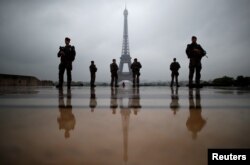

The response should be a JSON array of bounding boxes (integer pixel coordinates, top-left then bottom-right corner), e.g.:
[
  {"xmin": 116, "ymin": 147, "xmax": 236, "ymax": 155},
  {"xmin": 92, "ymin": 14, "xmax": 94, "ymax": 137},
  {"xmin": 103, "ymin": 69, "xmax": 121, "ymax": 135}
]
[{"xmin": 207, "ymin": 76, "xmax": 250, "ymax": 87}]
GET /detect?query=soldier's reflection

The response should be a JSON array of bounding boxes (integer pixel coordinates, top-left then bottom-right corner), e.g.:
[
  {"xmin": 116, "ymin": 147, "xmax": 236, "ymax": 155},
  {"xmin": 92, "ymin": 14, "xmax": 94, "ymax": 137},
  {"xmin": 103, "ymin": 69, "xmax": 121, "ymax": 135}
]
[
  {"xmin": 110, "ymin": 87, "xmax": 118, "ymax": 114},
  {"xmin": 170, "ymin": 87, "xmax": 180, "ymax": 115},
  {"xmin": 129, "ymin": 87, "xmax": 141, "ymax": 115},
  {"xmin": 89, "ymin": 87, "xmax": 97, "ymax": 112},
  {"xmin": 186, "ymin": 88, "xmax": 206, "ymax": 139},
  {"xmin": 57, "ymin": 89, "xmax": 76, "ymax": 139}
]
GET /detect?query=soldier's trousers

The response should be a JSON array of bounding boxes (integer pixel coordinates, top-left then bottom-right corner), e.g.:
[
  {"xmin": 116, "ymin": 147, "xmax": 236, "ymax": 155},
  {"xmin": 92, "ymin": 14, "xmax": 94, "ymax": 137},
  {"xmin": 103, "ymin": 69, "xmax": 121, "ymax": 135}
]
[
  {"xmin": 189, "ymin": 65, "xmax": 202, "ymax": 85},
  {"xmin": 133, "ymin": 73, "xmax": 140, "ymax": 86},
  {"xmin": 111, "ymin": 73, "xmax": 118, "ymax": 86},
  {"xmin": 90, "ymin": 73, "xmax": 96, "ymax": 86},
  {"xmin": 171, "ymin": 72, "xmax": 179, "ymax": 86},
  {"xmin": 59, "ymin": 63, "xmax": 72, "ymax": 87}
]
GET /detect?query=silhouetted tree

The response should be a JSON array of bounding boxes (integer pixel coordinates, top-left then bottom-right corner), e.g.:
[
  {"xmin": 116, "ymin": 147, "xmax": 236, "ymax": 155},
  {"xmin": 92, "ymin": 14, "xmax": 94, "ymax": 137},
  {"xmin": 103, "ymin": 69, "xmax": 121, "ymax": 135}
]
[{"xmin": 212, "ymin": 76, "xmax": 234, "ymax": 86}]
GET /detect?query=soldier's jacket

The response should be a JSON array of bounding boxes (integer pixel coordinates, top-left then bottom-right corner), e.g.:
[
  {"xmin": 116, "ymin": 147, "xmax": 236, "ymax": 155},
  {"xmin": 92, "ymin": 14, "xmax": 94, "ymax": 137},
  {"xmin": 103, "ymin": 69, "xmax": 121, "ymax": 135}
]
[
  {"xmin": 110, "ymin": 63, "xmax": 118, "ymax": 73},
  {"xmin": 131, "ymin": 62, "xmax": 142, "ymax": 73},
  {"xmin": 57, "ymin": 45, "xmax": 76, "ymax": 63},
  {"xmin": 186, "ymin": 43, "xmax": 206, "ymax": 59},
  {"xmin": 170, "ymin": 62, "xmax": 180, "ymax": 72},
  {"xmin": 89, "ymin": 64, "xmax": 97, "ymax": 73},
  {"xmin": 186, "ymin": 43, "xmax": 206, "ymax": 66}
]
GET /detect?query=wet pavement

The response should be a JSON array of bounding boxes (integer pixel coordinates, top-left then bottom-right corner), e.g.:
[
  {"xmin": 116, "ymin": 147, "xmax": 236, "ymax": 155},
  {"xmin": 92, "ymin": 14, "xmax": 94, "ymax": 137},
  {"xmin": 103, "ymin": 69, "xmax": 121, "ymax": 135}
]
[{"xmin": 0, "ymin": 86, "xmax": 250, "ymax": 165}]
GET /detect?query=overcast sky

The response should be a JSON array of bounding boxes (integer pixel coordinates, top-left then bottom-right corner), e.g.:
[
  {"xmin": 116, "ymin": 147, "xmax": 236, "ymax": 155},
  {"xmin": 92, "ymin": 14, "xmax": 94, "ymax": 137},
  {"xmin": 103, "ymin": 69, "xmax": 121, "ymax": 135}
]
[{"xmin": 0, "ymin": 0, "xmax": 249, "ymax": 82}]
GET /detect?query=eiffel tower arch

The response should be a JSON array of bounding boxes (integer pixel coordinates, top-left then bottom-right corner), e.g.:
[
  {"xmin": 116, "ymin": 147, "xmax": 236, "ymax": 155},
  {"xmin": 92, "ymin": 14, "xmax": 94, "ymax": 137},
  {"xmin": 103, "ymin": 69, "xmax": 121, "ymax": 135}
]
[{"xmin": 118, "ymin": 7, "xmax": 132, "ymax": 82}]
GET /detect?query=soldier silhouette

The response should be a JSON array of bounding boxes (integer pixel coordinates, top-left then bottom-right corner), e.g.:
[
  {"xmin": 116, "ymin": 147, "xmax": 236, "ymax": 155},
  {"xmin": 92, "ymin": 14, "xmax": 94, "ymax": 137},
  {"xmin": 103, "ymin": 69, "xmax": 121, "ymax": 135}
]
[
  {"xmin": 186, "ymin": 88, "xmax": 206, "ymax": 139},
  {"xmin": 57, "ymin": 89, "xmax": 76, "ymax": 139},
  {"xmin": 110, "ymin": 59, "xmax": 119, "ymax": 87},
  {"xmin": 170, "ymin": 87, "xmax": 180, "ymax": 115},
  {"xmin": 110, "ymin": 87, "xmax": 118, "ymax": 114},
  {"xmin": 170, "ymin": 58, "xmax": 181, "ymax": 87},
  {"xmin": 186, "ymin": 36, "xmax": 206, "ymax": 88},
  {"xmin": 130, "ymin": 58, "xmax": 142, "ymax": 87},
  {"xmin": 89, "ymin": 61, "xmax": 97, "ymax": 88},
  {"xmin": 56, "ymin": 37, "xmax": 76, "ymax": 89},
  {"xmin": 89, "ymin": 87, "xmax": 97, "ymax": 112}
]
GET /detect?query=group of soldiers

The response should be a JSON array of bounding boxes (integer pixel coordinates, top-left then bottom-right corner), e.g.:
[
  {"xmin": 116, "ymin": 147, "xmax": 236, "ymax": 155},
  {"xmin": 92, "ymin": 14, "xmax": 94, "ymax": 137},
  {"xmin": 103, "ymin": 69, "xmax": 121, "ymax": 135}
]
[
  {"xmin": 110, "ymin": 58, "xmax": 142, "ymax": 87},
  {"xmin": 170, "ymin": 36, "xmax": 207, "ymax": 88},
  {"xmin": 89, "ymin": 58, "xmax": 142, "ymax": 88},
  {"xmin": 56, "ymin": 36, "xmax": 206, "ymax": 89}
]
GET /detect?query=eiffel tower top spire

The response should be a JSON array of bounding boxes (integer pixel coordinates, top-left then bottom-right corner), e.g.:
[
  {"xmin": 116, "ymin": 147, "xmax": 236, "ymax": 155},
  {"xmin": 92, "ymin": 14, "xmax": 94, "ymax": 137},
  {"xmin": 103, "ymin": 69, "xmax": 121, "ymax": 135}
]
[
  {"xmin": 124, "ymin": 0, "xmax": 128, "ymax": 14},
  {"xmin": 124, "ymin": 8, "xmax": 128, "ymax": 16},
  {"xmin": 122, "ymin": 4, "xmax": 129, "ymax": 56}
]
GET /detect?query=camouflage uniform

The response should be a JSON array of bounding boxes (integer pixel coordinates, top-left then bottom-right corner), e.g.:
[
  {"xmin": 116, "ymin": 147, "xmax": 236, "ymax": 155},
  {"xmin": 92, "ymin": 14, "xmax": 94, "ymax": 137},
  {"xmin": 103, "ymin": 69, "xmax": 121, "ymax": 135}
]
[
  {"xmin": 170, "ymin": 60, "xmax": 180, "ymax": 87},
  {"xmin": 57, "ymin": 45, "xmax": 76, "ymax": 88},
  {"xmin": 186, "ymin": 43, "xmax": 206, "ymax": 86},
  {"xmin": 89, "ymin": 63, "xmax": 97, "ymax": 87},
  {"xmin": 110, "ymin": 62, "xmax": 119, "ymax": 87},
  {"xmin": 131, "ymin": 61, "xmax": 142, "ymax": 86}
]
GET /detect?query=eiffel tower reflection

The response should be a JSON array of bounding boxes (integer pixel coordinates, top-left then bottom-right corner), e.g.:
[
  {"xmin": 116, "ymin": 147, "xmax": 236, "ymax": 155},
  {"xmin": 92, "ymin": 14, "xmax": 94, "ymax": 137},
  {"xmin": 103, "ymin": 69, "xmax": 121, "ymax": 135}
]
[{"xmin": 116, "ymin": 87, "xmax": 141, "ymax": 163}]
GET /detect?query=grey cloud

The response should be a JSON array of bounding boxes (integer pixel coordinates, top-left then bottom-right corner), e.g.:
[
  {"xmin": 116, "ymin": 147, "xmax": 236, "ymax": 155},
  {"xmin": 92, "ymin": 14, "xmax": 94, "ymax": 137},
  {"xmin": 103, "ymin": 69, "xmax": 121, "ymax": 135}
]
[{"xmin": 0, "ymin": 0, "xmax": 249, "ymax": 82}]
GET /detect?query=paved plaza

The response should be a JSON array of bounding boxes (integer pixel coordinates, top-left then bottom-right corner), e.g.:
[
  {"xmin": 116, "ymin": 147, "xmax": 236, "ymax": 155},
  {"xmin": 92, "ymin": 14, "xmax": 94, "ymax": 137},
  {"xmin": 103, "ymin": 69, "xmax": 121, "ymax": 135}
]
[{"xmin": 0, "ymin": 86, "xmax": 250, "ymax": 165}]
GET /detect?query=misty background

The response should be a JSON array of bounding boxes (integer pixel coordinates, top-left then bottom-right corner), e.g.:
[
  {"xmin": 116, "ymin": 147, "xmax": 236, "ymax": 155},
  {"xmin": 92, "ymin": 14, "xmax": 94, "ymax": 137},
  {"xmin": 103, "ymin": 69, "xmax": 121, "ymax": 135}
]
[{"xmin": 0, "ymin": 0, "xmax": 249, "ymax": 82}]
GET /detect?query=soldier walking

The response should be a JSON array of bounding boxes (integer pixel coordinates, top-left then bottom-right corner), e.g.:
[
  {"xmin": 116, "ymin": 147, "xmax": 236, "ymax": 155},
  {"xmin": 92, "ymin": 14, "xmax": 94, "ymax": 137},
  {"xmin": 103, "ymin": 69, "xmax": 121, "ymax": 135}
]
[
  {"xmin": 110, "ymin": 59, "xmax": 119, "ymax": 87},
  {"xmin": 56, "ymin": 37, "xmax": 76, "ymax": 89},
  {"xmin": 89, "ymin": 61, "xmax": 97, "ymax": 87},
  {"xmin": 186, "ymin": 36, "xmax": 206, "ymax": 88},
  {"xmin": 130, "ymin": 58, "xmax": 142, "ymax": 87},
  {"xmin": 170, "ymin": 58, "xmax": 181, "ymax": 87}
]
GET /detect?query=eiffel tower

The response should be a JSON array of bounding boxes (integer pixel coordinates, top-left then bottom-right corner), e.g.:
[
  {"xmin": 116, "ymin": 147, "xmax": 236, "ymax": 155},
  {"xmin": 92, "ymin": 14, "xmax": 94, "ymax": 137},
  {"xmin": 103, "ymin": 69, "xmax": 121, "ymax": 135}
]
[{"xmin": 118, "ymin": 6, "xmax": 132, "ymax": 82}]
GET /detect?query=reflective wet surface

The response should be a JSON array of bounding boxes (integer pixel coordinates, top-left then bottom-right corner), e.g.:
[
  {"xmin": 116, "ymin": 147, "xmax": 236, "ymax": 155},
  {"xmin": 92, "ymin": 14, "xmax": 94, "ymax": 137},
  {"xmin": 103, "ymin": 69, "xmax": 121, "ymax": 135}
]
[{"xmin": 0, "ymin": 86, "xmax": 250, "ymax": 165}]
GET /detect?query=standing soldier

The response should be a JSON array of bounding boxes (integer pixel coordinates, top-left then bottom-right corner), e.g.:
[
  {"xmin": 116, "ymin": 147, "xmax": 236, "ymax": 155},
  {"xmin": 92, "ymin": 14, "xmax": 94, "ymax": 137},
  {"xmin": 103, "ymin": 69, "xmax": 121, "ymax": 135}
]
[
  {"xmin": 186, "ymin": 36, "xmax": 206, "ymax": 88},
  {"xmin": 110, "ymin": 59, "xmax": 119, "ymax": 87},
  {"xmin": 170, "ymin": 58, "xmax": 181, "ymax": 87},
  {"xmin": 56, "ymin": 37, "xmax": 76, "ymax": 89},
  {"xmin": 130, "ymin": 58, "xmax": 142, "ymax": 87},
  {"xmin": 89, "ymin": 61, "xmax": 97, "ymax": 87}
]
